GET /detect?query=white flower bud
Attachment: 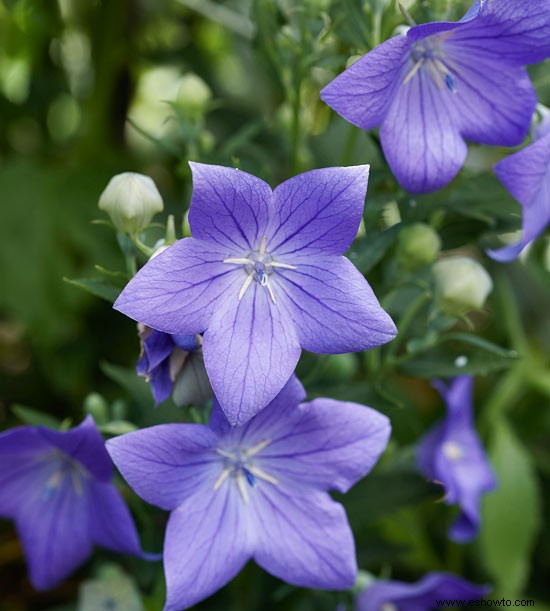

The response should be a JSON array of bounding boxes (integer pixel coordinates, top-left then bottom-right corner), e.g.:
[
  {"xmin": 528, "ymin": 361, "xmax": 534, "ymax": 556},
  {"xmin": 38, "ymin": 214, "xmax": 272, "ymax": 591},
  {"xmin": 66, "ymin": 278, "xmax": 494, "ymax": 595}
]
[
  {"xmin": 98, "ymin": 172, "xmax": 163, "ymax": 234},
  {"xmin": 433, "ymin": 256, "xmax": 493, "ymax": 315},
  {"xmin": 175, "ymin": 73, "xmax": 212, "ymax": 117}
]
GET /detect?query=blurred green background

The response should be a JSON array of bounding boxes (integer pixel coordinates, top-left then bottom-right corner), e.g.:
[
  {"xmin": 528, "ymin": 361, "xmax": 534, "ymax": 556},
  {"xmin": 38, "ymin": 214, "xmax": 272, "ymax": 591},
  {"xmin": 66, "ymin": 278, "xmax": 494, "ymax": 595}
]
[{"xmin": 0, "ymin": 0, "xmax": 549, "ymax": 610}]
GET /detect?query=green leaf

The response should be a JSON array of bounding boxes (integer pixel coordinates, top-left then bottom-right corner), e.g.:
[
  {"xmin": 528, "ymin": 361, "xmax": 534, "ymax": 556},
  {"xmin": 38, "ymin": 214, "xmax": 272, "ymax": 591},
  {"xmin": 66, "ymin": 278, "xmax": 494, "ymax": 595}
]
[
  {"xmin": 11, "ymin": 404, "xmax": 60, "ymax": 429},
  {"xmin": 99, "ymin": 420, "xmax": 139, "ymax": 435},
  {"xmin": 347, "ymin": 224, "xmax": 400, "ymax": 274},
  {"xmin": 100, "ymin": 361, "xmax": 153, "ymax": 410},
  {"xmin": 480, "ymin": 420, "xmax": 542, "ymax": 597},
  {"xmin": 63, "ymin": 277, "xmax": 121, "ymax": 303}
]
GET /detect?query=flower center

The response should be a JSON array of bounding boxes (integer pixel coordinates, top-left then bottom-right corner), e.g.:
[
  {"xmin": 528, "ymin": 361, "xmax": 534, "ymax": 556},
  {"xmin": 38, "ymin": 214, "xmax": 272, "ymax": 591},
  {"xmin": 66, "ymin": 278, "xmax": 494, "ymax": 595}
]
[
  {"xmin": 42, "ymin": 454, "xmax": 87, "ymax": 500},
  {"xmin": 381, "ymin": 604, "xmax": 399, "ymax": 611},
  {"xmin": 213, "ymin": 438, "xmax": 278, "ymax": 504},
  {"xmin": 404, "ymin": 34, "xmax": 458, "ymax": 93},
  {"xmin": 442, "ymin": 440, "xmax": 464, "ymax": 461},
  {"xmin": 223, "ymin": 236, "xmax": 297, "ymax": 304}
]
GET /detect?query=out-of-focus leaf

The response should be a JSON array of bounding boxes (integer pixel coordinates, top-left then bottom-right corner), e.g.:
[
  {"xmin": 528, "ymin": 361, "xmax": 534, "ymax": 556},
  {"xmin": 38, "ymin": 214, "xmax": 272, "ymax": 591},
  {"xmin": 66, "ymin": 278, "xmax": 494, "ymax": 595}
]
[
  {"xmin": 347, "ymin": 224, "xmax": 400, "ymax": 274},
  {"xmin": 100, "ymin": 361, "xmax": 153, "ymax": 410},
  {"xmin": 63, "ymin": 277, "xmax": 121, "ymax": 303},
  {"xmin": 480, "ymin": 420, "xmax": 542, "ymax": 597},
  {"xmin": 11, "ymin": 404, "xmax": 60, "ymax": 429},
  {"xmin": 98, "ymin": 420, "xmax": 139, "ymax": 435}
]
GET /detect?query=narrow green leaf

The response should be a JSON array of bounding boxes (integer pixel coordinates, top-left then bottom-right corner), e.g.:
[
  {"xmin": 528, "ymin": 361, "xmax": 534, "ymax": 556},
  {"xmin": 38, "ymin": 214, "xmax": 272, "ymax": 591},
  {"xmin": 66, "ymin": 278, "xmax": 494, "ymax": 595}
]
[
  {"xmin": 480, "ymin": 420, "xmax": 542, "ymax": 597},
  {"xmin": 348, "ymin": 224, "xmax": 400, "ymax": 274},
  {"xmin": 11, "ymin": 404, "xmax": 60, "ymax": 429},
  {"xmin": 99, "ymin": 420, "xmax": 139, "ymax": 435},
  {"xmin": 63, "ymin": 277, "xmax": 121, "ymax": 303},
  {"xmin": 100, "ymin": 361, "xmax": 153, "ymax": 410}
]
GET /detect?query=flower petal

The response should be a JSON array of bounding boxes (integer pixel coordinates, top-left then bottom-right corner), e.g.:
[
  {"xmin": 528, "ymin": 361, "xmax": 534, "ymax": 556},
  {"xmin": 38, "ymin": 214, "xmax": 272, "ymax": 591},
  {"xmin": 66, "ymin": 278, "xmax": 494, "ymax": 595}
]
[
  {"xmin": 488, "ymin": 133, "xmax": 550, "ymax": 262},
  {"xmin": 38, "ymin": 416, "xmax": 113, "ymax": 482},
  {"xmin": 16, "ymin": 476, "xmax": 92, "ymax": 590},
  {"xmin": 163, "ymin": 484, "xmax": 252, "ymax": 611},
  {"xmin": 259, "ymin": 399, "xmax": 391, "ymax": 494},
  {"xmin": 269, "ymin": 165, "xmax": 371, "ymax": 257},
  {"xmin": 441, "ymin": 46, "xmax": 536, "ymax": 146},
  {"xmin": 203, "ymin": 285, "xmax": 301, "ymax": 426},
  {"xmin": 252, "ymin": 487, "xmax": 356, "ymax": 590},
  {"xmin": 320, "ymin": 36, "xmax": 410, "ymax": 131},
  {"xmin": 88, "ymin": 480, "xmax": 145, "ymax": 557},
  {"xmin": 445, "ymin": 0, "xmax": 550, "ymax": 65},
  {"xmin": 380, "ymin": 69, "xmax": 467, "ymax": 193},
  {"xmin": 0, "ymin": 428, "xmax": 54, "ymax": 517},
  {"xmin": 278, "ymin": 255, "xmax": 396, "ymax": 353},
  {"xmin": 106, "ymin": 424, "xmax": 220, "ymax": 511},
  {"xmin": 188, "ymin": 162, "xmax": 272, "ymax": 251},
  {"xmin": 114, "ymin": 238, "xmax": 240, "ymax": 335}
]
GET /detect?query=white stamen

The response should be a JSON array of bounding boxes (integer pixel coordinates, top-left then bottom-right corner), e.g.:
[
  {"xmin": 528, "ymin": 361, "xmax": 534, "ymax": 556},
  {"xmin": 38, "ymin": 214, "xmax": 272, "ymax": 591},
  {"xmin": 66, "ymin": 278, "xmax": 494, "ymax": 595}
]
[
  {"xmin": 216, "ymin": 448, "xmax": 238, "ymax": 460},
  {"xmin": 243, "ymin": 439, "xmax": 272, "ymax": 458},
  {"xmin": 266, "ymin": 280, "xmax": 277, "ymax": 304},
  {"xmin": 403, "ymin": 58, "xmax": 424, "ymax": 84},
  {"xmin": 442, "ymin": 441, "xmax": 464, "ymax": 461},
  {"xmin": 259, "ymin": 236, "xmax": 267, "ymax": 258},
  {"xmin": 223, "ymin": 257, "xmax": 253, "ymax": 265},
  {"xmin": 247, "ymin": 466, "xmax": 278, "ymax": 485},
  {"xmin": 236, "ymin": 472, "xmax": 250, "ymax": 504},
  {"xmin": 238, "ymin": 273, "xmax": 254, "ymax": 300},
  {"xmin": 270, "ymin": 261, "xmax": 298, "ymax": 270},
  {"xmin": 213, "ymin": 467, "xmax": 232, "ymax": 491}
]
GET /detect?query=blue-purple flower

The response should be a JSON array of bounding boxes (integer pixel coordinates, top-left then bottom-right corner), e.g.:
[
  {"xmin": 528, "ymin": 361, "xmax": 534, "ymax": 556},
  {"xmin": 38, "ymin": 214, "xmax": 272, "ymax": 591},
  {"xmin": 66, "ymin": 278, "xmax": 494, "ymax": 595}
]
[
  {"xmin": 137, "ymin": 325, "xmax": 211, "ymax": 406},
  {"xmin": 321, "ymin": 0, "xmax": 550, "ymax": 194},
  {"xmin": 487, "ymin": 112, "xmax": 550, "ymax": 262},
  {"xmin": 417, "ymin": 376, "xmax": 497, "ymax": 543},
  {"xmin": 0, "ymin": 416, "xmax": 147, "ymax": 590},
  {"xmin": 356, "ymin": 572, "xmax": 490, "ymax": 611},
  {"xmin": 114, "ymin": 162, "xmax": 396, "ymax": 425},
  {"xmin": 107, "ymin": 376, "xmax": 391, "ymax": 610}
]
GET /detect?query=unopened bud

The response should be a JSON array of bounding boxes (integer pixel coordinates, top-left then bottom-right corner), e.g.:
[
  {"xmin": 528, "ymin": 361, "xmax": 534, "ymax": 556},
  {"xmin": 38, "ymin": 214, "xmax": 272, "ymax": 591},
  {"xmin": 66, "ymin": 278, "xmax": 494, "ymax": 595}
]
[
  {"xmin": 396, "ymin": 223, "xmax": 441, "ymax": 270},
  {"xmin": 433, "ymin": 256, "xmax": 493, "ymax": 315},
  {"xmin": 175, "ymin": 73, "xmax": 212, "ymax": 117},
  {"xmin": 83, "ymin": 392, "xmax": 109, "ymax": 423},
  {"xmin": 99, "ymin": 172, "xmax": 163, "ymax": 234}
]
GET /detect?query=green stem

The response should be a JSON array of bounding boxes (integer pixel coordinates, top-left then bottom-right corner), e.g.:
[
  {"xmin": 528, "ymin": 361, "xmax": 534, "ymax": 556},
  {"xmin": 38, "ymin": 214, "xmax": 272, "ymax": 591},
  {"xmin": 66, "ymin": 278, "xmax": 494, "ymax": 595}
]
[
  {"xmin": 340, "ymin": 125, "xmax": 359, "ymax": 166},
  {"xmin": 479, "ymin": 366, "xmax": 524, "ymax": 435}
]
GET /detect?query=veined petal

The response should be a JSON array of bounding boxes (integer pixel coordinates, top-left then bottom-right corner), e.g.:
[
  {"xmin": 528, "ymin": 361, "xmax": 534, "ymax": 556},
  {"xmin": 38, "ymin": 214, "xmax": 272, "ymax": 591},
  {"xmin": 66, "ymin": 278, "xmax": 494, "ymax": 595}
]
[
  {"xmin": 16, "ymin": 476, "xmax": 92, "ymax": 590},
  {"xmin": 380, "ymin": 69, "xmax": 467, "ymax": 193},
  {"xmin": 252, "ymin": 487, "xmax": 356, "ymax": 590},
  {"xmin": 88, "ymin": 480, "xmax": 145, "ymax": 557},
  {"xmin": 278, "ymin": 256, "xmax": 396, "ymax": 353},
  {"xmin": 114, "ymin": 238, "xmax": 240, "ymax": 335},
  {"xmin": 164, "ymin": 484, "xmax": 252, "ymax": 611},
  {"xmin": 203, "ymin": 285, "xmax": 301, "ymax": 426},
  {"xmin": 406, "ymin": 0, "xmax": 485, "ymax": 41},
  {"xmin": 320, "ymin": 36, "xmax": 411, "ymax": 131},
  {"xmin": 188, "ymin": 162, "xmax": 272, "ymax": 251},
  {"xmin": 269, "ymin": 165, "xmax": 370, "ymax": 257},
  {"xmin": 106, "ymin": 425, "xmax": 220, "ymax": 511},
  {"xmin": 440, "ymin": 47, "xmax": 536, "ymax": 146},
  {"xmin": 445, "ymin": 0, "xmax": 550, "ymax": 65},
  {"xmin": 489, "ymin": 134, "xmax": 550, "ymax": 262},
  {"xmin": 261, "ymin": 398, "xmax": 391, "ymax": 494},
  {"xmin": 38, "ymin": 416, "xmax": 113, "ymax": 482},
  {"xmin": 0, "ymin": 428, "xmax": 54, "ymax": 517}
]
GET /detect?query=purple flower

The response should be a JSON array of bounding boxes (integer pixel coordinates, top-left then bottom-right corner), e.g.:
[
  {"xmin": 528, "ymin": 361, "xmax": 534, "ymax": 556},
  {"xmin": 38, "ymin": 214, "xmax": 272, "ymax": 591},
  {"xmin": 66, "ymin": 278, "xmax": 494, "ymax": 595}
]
[
  {"xmin": 114, "ymin": 162, "xmax": 396, "ymax": 425},
  {"xmin": 487, "ymin": 112, "xmax": 550, "ymax": 262},
  {"xmin": 356, "ymin": 572, "xmax": 490, "ymax": 611},
  {"xmin": 136, "ymin": 325, "xmax": 211, "ymax": 406},
  {"xmin": 0, "ymin": 416, "xmax": 147, "ymax": 590},
  {"xmin": 107, "ymin": 376, "xmax": 391, "ymax": 610},
  {"xmin": 321, "ymin": 0, "xmax": 550, "ymax": 194},
  {"xmin": 417, "ymin": 376, "xmax": 497, "ymax": 543}
]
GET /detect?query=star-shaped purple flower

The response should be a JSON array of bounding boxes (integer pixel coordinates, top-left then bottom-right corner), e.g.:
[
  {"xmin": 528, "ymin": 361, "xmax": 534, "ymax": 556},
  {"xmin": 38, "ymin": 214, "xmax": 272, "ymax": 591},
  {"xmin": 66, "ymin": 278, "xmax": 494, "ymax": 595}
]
[
  {"xmin": 321, "ymin": 0, "xmax": 550, "ymax": 194},
  {"xmin": 417, "ymin": 376, "xmax": 497, "ymax": 543},
  {"xmin": 0, "ymin": 416, "xmax": 147, "ymax": 590},
  {"xmin": 487, "ymin": 112, "xmax": 550, "ymax": 262},
  {"xmin": 136, "ymin": 325, "xmax": 211, "ymax": 406},
  {"xmin": 356, "ymin": 572, "xmax": 490, "ymax": 611},
  {"xmin": 114, "ymin": 162, "xmax": 396, "ymax": 425},
  {"xmin": 107, "ymin": 376, "xmax": 391, "ymax": 611}
]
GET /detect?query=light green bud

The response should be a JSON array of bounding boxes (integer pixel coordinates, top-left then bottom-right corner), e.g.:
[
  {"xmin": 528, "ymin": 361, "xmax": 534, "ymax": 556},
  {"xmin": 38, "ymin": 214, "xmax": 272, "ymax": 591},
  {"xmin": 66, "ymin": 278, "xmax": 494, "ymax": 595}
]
[
  {"xmin": 433, "ymin": 256, "xmax": 493, "ymax": 315},
  {"xmin": 83, "ymin": 392, "xmax": 108, "ymax": 423},
  {"xmin": 396, "ymin": 223, "xmax": 441, "ymax": 270},
  {"xmin": 98, "ymin": 172, "xmax": 163, "ymax": 234},
  {"xmin": 175, "ymin": 73, "xmax": 212, "ymax": 116}
]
